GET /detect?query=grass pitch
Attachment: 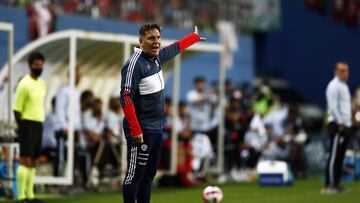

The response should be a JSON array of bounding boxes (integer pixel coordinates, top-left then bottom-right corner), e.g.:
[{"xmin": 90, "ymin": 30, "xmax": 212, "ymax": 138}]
[{"xmin": 5, "ymin": 176, "xmax": 360, "ymax": 203}]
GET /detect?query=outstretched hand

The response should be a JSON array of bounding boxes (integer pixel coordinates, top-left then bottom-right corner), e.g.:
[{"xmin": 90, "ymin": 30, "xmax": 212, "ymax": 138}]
[{"xmin": 194, "ymin": 26, "xmax": 206, "ymax": 41}]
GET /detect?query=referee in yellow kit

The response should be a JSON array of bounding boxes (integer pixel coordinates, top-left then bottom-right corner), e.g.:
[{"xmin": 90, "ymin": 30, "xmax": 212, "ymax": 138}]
[{"xmin": 13, "ymin": 52, "xmax": 47, "ymax": 203}]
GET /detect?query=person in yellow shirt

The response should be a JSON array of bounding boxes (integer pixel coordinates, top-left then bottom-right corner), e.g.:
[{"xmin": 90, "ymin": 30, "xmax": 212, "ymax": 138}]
[{"xmin": 13, "ymin": 52, "xmax": 47, "ymax": 203}]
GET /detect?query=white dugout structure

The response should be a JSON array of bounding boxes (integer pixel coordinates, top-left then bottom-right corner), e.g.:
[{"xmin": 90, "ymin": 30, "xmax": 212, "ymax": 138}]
[{"xmin": 0, "ymin": 24, "xmax": 227, "ymax": 185}]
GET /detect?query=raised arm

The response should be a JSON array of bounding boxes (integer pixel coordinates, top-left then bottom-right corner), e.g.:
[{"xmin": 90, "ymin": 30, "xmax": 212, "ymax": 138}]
[{"xmin": 159, "ymin": 26, "xmax": 206, "ymax": 64}]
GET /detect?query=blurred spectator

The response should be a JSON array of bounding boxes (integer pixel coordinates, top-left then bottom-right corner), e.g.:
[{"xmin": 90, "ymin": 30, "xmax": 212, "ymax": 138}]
[
  {"xmin": 83, "ymin": 98, "xmax": 104, "ymax": 148},
  {"xmin": 82, "ymin": 98, "xmax": 106, "ymax": 181},
  {"xmin": 225, "ymin": 79, "xmax": 234, "ymax": 100},
  {"xmin": 74, "ymin": 89, "xmax": 96, "ymax": 187},
  {"xmin": 41, "ymin": 97, "xmax": 59, "ymax": 175},
  {"xmin": 208, "ymin": 80, "xmax": 220, "ymax": 130},
  {"xmin": 224, "ymin": 107, "xmax": 242, "ymax": 181},
  {"xmin": 243, "ymin": 113, "xmax": 268, "ymax": 168},
  {"xmin": 26, "ymin": 0, "xmax": 55, "ymax": 40},
  {"xmin": 163, "ymin": 0, "xmax": 193, "ymax": 29},
  {"xmin": 80, "ymin": 89, "xmax": 95, "ymax": 123},
  {"xmin": 34, "ymin": 0, "xmax": 53, "ymax": 37},
  {"xmin": 176, "ymin": 127, "xmax": 196, "ymax": 187},
  {"xmin": 54, "ymin": 68, "xmax": 82, "ymax": 176},
  {"xmin": 120, "ymin": 0, "xmax": 144, "ymax": 22},
  {"xmin": 179, "ymin": 101, "xmax": 190, "ymax": 130},
  {"xmin": 191, "ymin": 132, "xmax": 214, "ymax": 177},
  {"xmin": 102, "ymin": 96, "xmax": 123, "ymax": 177},
  {"xmin": 283, "ymin": 104, "xmax": 308, "ymax": 178},
  {"xmin": 186, "ymin": 76, "xmax": 212, "ymax": 135},
  {"xmin": 261, "ymin": 95, "xmax": 290, "ymax": 162},
  {"xmin": 263, "ymin": 95, "xmax": 288, "ymax": 138},
  {"xmin": 105, "ymin": 96, "xmax": 123, "ymax": 145},
  {"xmin": 252, "ymin": 81, "xmax": 273, "ymax": 116}
]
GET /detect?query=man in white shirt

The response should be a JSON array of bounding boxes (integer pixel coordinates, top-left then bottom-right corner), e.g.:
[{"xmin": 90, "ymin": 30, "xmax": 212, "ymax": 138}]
[
  {"xmin": 186, "ymin": 76, "xmax": 212, "ymax": 134},
  {"xmin": 41, "ymin": 97, "xmax": 59, "ymax": 176},
  {"xmin": 83, "ymin": 98, "xmax": 105, "ymax": 148},
  {"xmin": 104, "ymin": 96, "xmax": 124, "ymax": 173},
  {"xmin": 105, "ymin": 96, "xmax": 123, "ymax": 145},
  {"xmin": 323, "ymin": 62, "xmax": 352, "ymax": 194},
  {"xmin": 55, "ymin": 68, "xmax": 82, "ymax": 176},
  {"xmin": 42, "ymin": 97, "xmax": 59, "ymax": 151}
]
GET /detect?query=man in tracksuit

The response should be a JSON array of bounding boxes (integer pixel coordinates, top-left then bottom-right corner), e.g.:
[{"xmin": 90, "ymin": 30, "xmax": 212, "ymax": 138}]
[
  {"xmin": 322, "ymin": 62, "xmax": 352, "ymax": 194},
  {"xmin": 120, "ymin": 24, "xmax": 205, "ymax": 203}
]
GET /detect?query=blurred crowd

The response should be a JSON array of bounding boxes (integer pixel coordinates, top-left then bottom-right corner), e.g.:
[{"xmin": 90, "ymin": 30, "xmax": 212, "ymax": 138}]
[
  {"xmin": 306, "ymin": 0, "xmax": 360, "ymax": 28},
  {"xmin": 157, "ymin": 76, "xmax": 311, "ymax": 187},
  {"xmin": 39, "ymin": 68, "xmax": 124, "ymax": 189},
  {"xmin": 1, "ymin": 0, "xmax": 280, "ymax": 36}
]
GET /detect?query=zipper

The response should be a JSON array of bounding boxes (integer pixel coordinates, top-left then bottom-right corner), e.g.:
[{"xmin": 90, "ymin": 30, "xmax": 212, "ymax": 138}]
[{"xmin": 157, "ymin": 71, "xmax": 164, "ymax": 129}]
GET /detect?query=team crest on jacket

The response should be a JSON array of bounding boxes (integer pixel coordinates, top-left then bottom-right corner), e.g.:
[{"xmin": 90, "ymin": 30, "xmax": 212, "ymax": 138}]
[
  {"xmin": 141, "ymin": 144, "xmax": 148, "ymax": 151},
  {"xmin": 147, "ymin": 64, "xmax": 151, "ymax": 70}
]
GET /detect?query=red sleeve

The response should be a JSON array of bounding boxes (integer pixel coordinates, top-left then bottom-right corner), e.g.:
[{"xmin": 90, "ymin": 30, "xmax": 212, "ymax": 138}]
[
  {"xmin": 121, "ymin": 94, "xmax": 142, "ymax": 136},
  {"xmin": 177, "ymin": 33, "xmax": 201, "ymax": 52}
]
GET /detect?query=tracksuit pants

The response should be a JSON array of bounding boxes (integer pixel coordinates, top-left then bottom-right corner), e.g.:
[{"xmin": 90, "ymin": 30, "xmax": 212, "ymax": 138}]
[
  {"xmin": 122, "ymin": 129, "xmax": 163, "ymax": 203},
  {"xmin": 325, "ymin": 122, "xmax": 351, "ymax": 188}
]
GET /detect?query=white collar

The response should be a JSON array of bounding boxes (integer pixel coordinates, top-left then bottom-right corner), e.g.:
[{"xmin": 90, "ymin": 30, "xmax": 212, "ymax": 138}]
[{"xmin": 134, "ymin": 47, "xmax": 142, "ymax": 54}]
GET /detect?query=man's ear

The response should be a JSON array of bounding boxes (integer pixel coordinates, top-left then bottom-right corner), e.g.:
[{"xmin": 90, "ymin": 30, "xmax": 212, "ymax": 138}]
[{"xmin": 139, "ymin": 37, "xmax": 143, "ymax": 45}]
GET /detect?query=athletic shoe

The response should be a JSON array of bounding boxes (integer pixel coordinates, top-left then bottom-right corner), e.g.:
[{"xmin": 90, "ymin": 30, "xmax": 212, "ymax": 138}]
[{"xmin": 320, "ymin": 187, "xmax": 336, "ymax": 194}]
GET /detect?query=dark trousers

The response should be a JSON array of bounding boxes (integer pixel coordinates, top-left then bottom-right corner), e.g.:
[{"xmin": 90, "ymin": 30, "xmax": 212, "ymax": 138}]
[
  {"xmin": 325, "ymin": 122, "xmax": 351, "ymax": 187},
  {"xmin": 122, "ymin": 129, "xmax": 163, "ymax": 203},
  {"xmin": 55, "ymin": 130, "xmax": 87, "ymax": 179},
  {"xmin": 55, "ymin": 131, "xmax": 66, "ymax": 176}
]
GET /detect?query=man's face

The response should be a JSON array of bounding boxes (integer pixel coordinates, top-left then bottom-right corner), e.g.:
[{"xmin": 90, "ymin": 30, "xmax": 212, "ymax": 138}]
[
  {"xmin": 335, "ymin": 63, "xmax": 349, "ymax": 81},
  {"xmin": 85, "ymin": 95, "xmax": 94, "ymax": 109},
  {"xmin": 29, "ymin": 59, "xmax": 44, "ymax": 77},
  {"xmin": 195, "ymin": 81, "xmax": 205, "ymax": 92},
  {"xmin": 140, "ymin": 28, "xmax": 161, "ymax": 59},
  {"xmin": 94, "ymin": 101, "xmax": 102, "ymax": 115}
]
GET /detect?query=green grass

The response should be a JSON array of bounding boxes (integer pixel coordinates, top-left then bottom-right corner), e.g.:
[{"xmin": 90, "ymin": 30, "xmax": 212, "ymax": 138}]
[{"xmin": 4, "ymin": 176, "xmax": 360, "ymax": 203}]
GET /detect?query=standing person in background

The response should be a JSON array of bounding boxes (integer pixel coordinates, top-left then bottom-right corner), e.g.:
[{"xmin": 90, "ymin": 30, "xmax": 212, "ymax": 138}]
[
  {"xmin": 41, "ymin": 97, "xmax": 59, "ymax": 176},
  {"xmin": 104, "ymin": 96, "xmax": 124, "ymax": 176},
  {"xmin": 55, "ymin": 68, "xmax": 82, "ymax": 176},
  {"xmin": 13, "ymin": 52, "xmax": 47, "ymax": 203},
  {"xmin": 322, "ymin": 62, "xmax": 352, "ymax": 194},
  {"xmin": 186, "ymin": 76, "xmax": 212, "ymax": 136},
  {"xmin": 120, "ymin": 23, "xmax": 205, "ymax": 203}
]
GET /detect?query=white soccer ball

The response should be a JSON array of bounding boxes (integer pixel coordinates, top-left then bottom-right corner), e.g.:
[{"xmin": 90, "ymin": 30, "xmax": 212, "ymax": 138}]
[{"xmin": 202, "ymin": 186, "xmax": 223, "ymax": 203}]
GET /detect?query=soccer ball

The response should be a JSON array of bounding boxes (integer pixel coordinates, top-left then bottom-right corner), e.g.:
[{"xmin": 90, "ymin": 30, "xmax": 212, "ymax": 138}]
[{"xmin": 202, "ymin": 186, "xmax": 223, "ymax": 203}]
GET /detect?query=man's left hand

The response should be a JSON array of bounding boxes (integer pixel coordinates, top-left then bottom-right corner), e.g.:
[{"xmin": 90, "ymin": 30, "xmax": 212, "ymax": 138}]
[{"xmin": 194, "ymin": 26, "xmax": 206, "ymax": 41}]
